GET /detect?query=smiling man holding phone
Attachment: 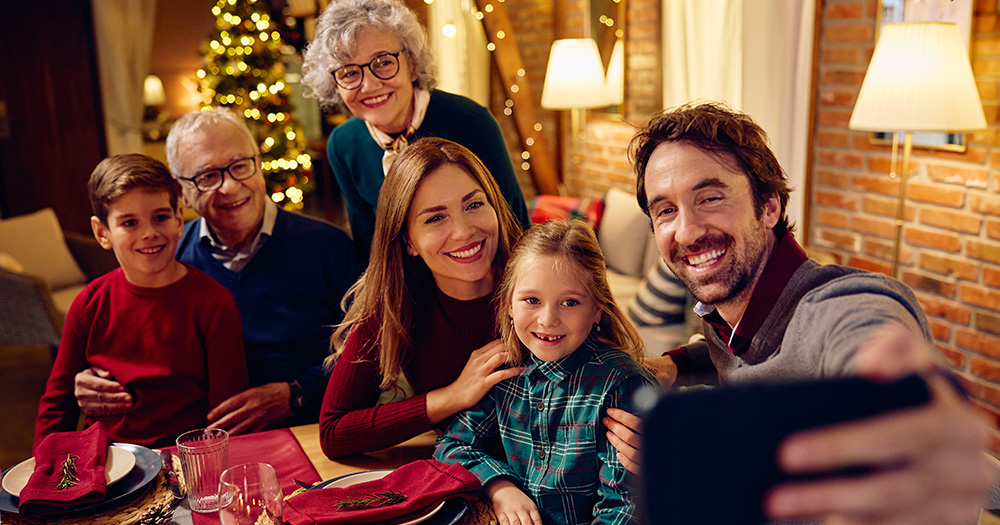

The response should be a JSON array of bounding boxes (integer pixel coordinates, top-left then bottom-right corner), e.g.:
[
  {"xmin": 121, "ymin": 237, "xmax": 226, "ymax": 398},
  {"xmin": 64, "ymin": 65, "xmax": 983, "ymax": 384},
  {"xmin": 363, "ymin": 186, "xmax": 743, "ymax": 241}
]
[{"xmin": 603, "ymin": 101, "xmax": 996, "ymax": 524}]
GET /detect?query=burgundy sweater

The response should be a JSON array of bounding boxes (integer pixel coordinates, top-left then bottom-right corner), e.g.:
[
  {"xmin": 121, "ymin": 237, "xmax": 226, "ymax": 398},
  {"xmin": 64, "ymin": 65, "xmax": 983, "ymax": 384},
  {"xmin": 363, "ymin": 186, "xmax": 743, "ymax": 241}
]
[
  {"xmin": 319, "ymin": 288, "xmax": 495, "ymax": 458},
  {"xmin": 34, "ymin": 265, "xmax": 248, "ymax": 449}
]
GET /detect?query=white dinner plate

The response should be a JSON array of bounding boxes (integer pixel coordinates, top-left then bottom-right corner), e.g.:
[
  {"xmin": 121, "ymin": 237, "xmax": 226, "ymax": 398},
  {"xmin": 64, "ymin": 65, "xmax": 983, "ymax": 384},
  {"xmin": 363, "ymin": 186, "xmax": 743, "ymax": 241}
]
[
  {"xmin": 1, "ymin": 445, "xmax": 135, "ymax": 497},
  {"xmin": 318, "ymin": 469, "xmax": 448, "ymax": 525}
]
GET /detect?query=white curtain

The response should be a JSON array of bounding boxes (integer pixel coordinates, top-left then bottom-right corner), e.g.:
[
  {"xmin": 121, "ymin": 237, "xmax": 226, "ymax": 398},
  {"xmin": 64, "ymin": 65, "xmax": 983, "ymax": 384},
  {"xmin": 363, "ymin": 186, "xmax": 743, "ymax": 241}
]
[
  {"xmin": 428, "ymin": 0, "xmax": 490, "ymax": 107},
  {"xmin": 662, "ymin": 0, "xmax": 742, "ymax": 108},
  {"xmin": 91, "ymin": 0, "xmax": 158, "ymax": 155},
  {"xmin": 662, "ymin": 0, "xmax": 816, "ymax": 231}
]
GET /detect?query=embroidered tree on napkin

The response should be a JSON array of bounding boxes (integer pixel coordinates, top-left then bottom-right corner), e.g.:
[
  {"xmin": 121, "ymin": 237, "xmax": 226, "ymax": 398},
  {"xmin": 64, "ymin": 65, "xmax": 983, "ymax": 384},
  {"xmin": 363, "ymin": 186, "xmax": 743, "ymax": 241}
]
[
  {"xmin": 18, "ymin": 422, "xmax": 110, "ymax": 516},
  {"xmin": 282, "ymin": 459, "xmax": 480, "ymax": 525}
]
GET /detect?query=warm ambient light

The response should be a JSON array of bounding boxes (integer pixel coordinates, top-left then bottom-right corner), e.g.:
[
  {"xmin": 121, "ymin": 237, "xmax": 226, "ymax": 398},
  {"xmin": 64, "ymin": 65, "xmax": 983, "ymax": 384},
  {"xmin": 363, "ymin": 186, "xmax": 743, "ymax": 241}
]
[
  {"xmin": 605, "ymin": 38, "xmax": 624, "ymax": 106},
  {"xmin": 143, "ymin": 75, "xmax": 166, "ymax": 106},
  {"xmin": 848, "ymin": 22, "xmax": 986, "ymax": 278},
  {"xmin": 849, "ymin": 23, "xmax": 985, "ymax": 132},
  {"xmin": 540, "ymin": 38, "xmax": 609, "ymax": 110}
]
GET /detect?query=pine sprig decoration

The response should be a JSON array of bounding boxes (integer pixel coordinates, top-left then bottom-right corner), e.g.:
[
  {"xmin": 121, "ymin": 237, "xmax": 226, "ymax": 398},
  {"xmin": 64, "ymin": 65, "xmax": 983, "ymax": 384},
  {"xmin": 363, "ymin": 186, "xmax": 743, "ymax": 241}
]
[
  {"xmin": 54, "ymin": 453, "xmax": 79, "ymax": 490},
  {"xmin": 333, "ymin": 490, "xmax": 407, "ymax": 511}
]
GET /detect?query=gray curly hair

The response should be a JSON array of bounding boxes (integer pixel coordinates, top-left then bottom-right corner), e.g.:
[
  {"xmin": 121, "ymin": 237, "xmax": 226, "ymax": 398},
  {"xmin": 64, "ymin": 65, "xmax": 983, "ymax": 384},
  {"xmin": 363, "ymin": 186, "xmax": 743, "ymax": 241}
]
[{"xmin": 301, "ymin": 0, "xmax": 438, "ymax": 110}]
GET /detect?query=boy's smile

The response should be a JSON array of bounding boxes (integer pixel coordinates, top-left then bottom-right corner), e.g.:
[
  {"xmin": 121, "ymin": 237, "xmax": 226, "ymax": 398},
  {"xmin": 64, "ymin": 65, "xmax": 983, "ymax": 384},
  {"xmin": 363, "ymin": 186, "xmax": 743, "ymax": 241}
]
[{"xmin": 91, "ymin": 189, "xmax": 186, "ymax": 288}]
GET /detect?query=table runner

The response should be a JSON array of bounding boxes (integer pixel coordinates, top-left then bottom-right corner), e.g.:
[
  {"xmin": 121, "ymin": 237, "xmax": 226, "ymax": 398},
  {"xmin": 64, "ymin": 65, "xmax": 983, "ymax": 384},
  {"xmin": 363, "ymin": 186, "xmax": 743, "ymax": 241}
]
[{"xmin": 166, "ymin": 428, "xmax": 321, "ymax": 525}]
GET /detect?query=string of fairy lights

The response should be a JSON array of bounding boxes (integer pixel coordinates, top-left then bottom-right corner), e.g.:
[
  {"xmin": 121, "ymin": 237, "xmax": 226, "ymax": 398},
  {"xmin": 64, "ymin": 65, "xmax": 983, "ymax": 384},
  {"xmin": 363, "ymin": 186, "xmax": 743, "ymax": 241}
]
[
  {"xmin": 196, "ymin": 0, "xmax": 312, "ymax": 209},
  {"xmin": 438, "ymin": 0, "xmax": 618, "ymax": 175},
  {"xmin": 460, "ymin": 0, "xmax": 540, "ymax": 174}
]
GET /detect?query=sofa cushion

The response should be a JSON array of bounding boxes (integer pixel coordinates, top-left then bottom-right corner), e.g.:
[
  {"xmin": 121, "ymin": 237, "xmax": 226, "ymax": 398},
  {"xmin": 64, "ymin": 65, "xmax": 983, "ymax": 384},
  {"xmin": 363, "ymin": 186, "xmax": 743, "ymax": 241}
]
[
  {"xmin": 51, "ymin": 284, "xmax": 87, "ymax": 318},
  {"xmin": 606, "ymin": 270, "xmax": 642, "ymax": 311},
  {"xmin": 598, "ymin": 188, "xmax": 651, "ymax": 279},
  {"xmin": 0, "ymin": 208, "xmax": 87, "ymax": 290}
]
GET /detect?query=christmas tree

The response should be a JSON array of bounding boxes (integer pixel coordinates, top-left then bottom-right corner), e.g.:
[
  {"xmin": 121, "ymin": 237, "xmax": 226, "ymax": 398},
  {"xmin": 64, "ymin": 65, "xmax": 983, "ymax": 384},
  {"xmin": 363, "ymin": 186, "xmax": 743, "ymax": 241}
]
[{"xmin": 196, "ymin": 0, "xmax": 313, "ymax": 209}]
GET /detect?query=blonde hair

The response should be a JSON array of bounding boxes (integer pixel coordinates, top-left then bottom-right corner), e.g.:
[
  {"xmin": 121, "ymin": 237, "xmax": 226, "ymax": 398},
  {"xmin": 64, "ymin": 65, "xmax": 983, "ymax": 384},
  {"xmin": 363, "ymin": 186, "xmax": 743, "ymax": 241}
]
[
  {"xmin": 328, "ymin": 137, "xmax": 523, "ymax": 389},
  {"xmin": 496, "ymin": 220, "xmax": 645, "ymax": 363}
]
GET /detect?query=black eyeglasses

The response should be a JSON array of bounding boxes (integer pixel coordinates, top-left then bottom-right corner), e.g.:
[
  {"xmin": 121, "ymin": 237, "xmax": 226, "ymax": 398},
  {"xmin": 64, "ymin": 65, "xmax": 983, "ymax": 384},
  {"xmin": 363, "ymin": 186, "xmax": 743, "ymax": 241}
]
[
  {"xmin": 178, "ymin": 156, "xmax": 258, "ymax": 192},
  {"xmin": 331, "ymin": 52, "xmax": 401, "ymax": 90}
]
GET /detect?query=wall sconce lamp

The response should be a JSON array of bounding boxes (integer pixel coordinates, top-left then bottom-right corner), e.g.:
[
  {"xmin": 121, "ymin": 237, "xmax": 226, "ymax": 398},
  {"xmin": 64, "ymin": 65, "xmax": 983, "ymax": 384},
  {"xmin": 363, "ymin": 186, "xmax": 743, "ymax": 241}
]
[
  {"xmin": 143, "ymin": 74, "xmax": 166, "ymax": 119},
  {"xmin": 605, "ymin": 38, "xmax": 625, "ymax": 107},
  {"xmin": 142, "ymin": 75, "xmax": 168, "ymax": 141},
  {"xmin": 848, "ymin": 22, "xmax": 986, "ymax": 278},
  {"xmin": 540, "ymin": 38, "xmax": 610, "ymax": 155}
]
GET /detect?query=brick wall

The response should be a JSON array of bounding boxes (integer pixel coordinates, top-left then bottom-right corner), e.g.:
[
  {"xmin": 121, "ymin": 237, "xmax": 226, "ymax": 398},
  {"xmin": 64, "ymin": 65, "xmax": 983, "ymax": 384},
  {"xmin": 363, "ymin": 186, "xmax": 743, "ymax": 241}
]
[
  {"xmin": 490, "ymin": 0, "xmax": 658, "ymax": 199},
  {"xmin": 494, "ymin": 0, "xmax": 1000, "ymax": 448},
  {"xmin": 815, "ymin": 0, "xmax": 1000, "ymax": 450}
]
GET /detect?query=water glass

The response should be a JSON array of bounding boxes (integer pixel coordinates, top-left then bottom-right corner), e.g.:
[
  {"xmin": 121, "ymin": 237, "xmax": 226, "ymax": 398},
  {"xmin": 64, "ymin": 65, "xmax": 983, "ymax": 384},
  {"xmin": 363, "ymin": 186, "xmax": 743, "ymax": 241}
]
[
  {"xmin": 176, "ymin": 428, "xmax": 229, "ymax": 513},
  {"xmin": 218, "ymin": 462, "xmax": 284, "ymax": 525}
]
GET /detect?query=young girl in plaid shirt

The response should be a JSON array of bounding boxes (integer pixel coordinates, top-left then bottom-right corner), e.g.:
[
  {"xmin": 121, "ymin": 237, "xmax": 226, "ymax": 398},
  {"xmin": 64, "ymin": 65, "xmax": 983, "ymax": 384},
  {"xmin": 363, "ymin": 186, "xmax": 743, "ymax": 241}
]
[{"xmin": 435, "ymin": 220, "xmax": 657, "ymax": 524}]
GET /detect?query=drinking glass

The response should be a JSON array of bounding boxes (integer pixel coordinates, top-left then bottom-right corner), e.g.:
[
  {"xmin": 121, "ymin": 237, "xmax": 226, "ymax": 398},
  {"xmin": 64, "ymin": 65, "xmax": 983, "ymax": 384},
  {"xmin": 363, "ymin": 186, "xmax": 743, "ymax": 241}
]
[
  {"xmin": 176, "ymin": 428, "xmax": 229, "ymax": 513},
  {"xmin": 218, "ymin": 462, "xmax": 284, "ymax": 525}
]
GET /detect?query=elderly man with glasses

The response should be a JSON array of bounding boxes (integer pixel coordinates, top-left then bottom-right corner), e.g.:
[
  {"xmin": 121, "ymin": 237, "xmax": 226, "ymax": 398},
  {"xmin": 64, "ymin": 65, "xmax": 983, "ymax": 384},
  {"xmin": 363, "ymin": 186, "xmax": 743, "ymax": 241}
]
[{"xmin": 73, "ymin": 108, "xmax": 364, "ymax": 434}]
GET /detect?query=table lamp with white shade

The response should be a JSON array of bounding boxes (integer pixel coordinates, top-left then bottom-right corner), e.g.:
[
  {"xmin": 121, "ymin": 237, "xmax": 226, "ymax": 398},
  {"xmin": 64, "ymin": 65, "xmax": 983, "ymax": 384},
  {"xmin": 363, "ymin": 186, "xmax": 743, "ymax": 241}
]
[
  {"xmin": 848, "ymin": 22, "xmax": 986, "ymax": 278},
  {"xmin": 541, "ymin": 38, "xmax": 610, "ymax": 157}
]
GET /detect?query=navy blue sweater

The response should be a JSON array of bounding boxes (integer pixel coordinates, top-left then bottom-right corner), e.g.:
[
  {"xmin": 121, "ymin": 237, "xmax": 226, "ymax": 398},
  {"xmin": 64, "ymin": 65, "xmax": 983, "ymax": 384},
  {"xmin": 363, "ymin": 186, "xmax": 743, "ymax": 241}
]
[{"xmin": 176, "ymin": 208, "xmax": 363, "ymax": 424}]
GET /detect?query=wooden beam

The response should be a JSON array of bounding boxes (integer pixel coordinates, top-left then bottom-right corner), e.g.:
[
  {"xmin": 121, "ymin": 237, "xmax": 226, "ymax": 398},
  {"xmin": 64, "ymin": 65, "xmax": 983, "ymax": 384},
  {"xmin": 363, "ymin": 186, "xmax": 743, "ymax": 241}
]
[{"xmin": 474, "ymin": 0, "xmax": 560, "ymax": 196}]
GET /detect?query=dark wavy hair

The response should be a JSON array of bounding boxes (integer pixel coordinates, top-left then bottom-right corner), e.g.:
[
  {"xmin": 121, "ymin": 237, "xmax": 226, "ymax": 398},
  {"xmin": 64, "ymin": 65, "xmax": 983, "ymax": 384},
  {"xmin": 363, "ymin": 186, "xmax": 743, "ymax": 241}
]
[{"xmin": 628, "ymin": 101, "xmax": 793, "ymax": 235}]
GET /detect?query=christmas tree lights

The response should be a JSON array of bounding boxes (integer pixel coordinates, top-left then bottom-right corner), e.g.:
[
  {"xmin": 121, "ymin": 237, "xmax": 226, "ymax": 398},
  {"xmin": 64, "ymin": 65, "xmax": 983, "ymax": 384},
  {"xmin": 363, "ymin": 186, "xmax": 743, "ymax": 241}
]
[{"xmin": 197, "ymin": 0, "xmax": 314, "ymax": 209}]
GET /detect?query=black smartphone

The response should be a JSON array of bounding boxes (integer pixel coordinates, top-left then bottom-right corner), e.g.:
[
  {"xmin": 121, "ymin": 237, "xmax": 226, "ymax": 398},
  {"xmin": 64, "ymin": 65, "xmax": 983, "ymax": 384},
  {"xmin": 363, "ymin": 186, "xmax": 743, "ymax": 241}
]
[{"xmin": 638, "ymin": 375, "xmax": 930, "ymax": 525}]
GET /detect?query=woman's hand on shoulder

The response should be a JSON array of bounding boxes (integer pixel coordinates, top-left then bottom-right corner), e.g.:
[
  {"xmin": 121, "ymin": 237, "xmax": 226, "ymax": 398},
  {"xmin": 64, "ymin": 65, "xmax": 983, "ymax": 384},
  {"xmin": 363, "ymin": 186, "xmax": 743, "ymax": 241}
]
[{"xmin": 425, "ymin": 339, "xmax": 522, "ymax": 424}]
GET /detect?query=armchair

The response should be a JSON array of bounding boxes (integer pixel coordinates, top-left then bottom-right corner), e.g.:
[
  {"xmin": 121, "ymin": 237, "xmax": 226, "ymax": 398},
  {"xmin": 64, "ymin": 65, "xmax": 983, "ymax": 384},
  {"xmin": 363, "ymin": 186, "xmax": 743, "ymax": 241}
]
[{"xmin": 0, "ymin": 208, "xmax": 118, "ymax": 351}]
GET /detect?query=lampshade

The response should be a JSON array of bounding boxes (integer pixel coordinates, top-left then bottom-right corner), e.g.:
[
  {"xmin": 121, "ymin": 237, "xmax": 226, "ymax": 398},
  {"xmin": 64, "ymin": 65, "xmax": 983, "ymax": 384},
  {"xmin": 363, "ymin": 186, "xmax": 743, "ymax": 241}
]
[
  {"xmin": 143, "ymin": 75, "xmax": 166, "ymax": 106},
  {"xmin": 541, "ymin": 39, "xmax": 609, "ymax": 109},
  {"xmin": 849, "ymin": 22, "xmax": 986, "ymax": 132},
  {"xmin": 605, "ymin": 38, "xmax": 625, "ymax": 106}
]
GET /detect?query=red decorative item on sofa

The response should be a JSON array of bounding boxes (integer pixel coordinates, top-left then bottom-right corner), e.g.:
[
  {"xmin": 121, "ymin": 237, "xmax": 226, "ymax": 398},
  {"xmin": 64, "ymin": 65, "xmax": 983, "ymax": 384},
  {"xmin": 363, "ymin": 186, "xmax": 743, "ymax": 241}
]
[{"xmin": 527, "ymin": 195, "xmax": 605, "ymax": 231}]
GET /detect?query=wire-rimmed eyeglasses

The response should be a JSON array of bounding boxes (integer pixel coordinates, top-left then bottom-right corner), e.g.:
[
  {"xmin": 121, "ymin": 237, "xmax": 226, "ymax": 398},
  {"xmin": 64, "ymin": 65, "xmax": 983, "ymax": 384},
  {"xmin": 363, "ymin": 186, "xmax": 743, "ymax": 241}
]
[
  {"xmin": 177, "ymin": 156, "xmax": 258, "ymax": 192},
  {"xmin": 331, "ymin": 52, "xmax": 401, "ymax": 90}
]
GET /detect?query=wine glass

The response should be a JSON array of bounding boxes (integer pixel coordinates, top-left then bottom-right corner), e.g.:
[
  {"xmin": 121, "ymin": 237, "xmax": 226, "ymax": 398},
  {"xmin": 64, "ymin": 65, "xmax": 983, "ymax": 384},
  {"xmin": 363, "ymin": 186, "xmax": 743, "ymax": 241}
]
[{"xmin": 218, "ymin": 462, "xmax": 283, "ymax": 525}]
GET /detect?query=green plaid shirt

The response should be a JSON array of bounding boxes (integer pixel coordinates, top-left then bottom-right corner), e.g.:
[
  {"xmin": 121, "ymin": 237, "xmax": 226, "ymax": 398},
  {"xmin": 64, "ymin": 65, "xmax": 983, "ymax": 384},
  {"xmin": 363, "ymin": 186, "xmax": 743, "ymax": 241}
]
[{"xmin": 434, "ymin": 339, "xmax": 657, "ymax": 524}]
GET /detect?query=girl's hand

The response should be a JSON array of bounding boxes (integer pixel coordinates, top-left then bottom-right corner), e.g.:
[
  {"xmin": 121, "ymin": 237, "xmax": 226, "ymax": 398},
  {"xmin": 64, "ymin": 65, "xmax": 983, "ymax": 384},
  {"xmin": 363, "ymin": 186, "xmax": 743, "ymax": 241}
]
[
  {"xmin": 485, "ymin": 478, "xmax": 543, "ymax": 525},
  {"xmin": 426, "ymin": 339, "xmax": 523, "ymax": 424}
]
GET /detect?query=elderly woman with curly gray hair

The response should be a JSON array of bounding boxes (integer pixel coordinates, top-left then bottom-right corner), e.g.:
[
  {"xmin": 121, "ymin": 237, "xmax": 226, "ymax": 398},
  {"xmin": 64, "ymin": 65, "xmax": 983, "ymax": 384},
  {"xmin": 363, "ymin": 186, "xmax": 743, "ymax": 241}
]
[{"xmin": 301, "ymin": 0, "xmax": 530, "ymax": 259}]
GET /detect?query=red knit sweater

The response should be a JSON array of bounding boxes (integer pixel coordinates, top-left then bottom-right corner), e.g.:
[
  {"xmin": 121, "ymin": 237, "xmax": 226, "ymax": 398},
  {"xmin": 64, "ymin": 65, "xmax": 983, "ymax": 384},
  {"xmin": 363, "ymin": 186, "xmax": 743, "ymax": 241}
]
[
  {"xmin": 319, "ymin": 288, "xmax": 495, "ymax": 458},
  {"xmin": 34, "ymin": 265, "xmax": 248, "ymax": 450}
]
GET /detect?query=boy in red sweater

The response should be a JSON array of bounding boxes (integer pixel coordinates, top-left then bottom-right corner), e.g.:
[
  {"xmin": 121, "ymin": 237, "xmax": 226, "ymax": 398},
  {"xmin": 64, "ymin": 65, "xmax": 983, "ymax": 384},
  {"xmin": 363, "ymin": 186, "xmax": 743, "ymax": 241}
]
[{"xmin": 34, "ymin": 154, "xmax": 249, "ymax": 449}]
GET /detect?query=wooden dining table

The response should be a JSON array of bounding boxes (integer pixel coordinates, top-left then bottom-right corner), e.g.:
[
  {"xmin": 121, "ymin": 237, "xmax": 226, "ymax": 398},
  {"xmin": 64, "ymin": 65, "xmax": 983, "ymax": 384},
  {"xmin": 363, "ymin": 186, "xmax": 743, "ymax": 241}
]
[{"xmin": 287, "ymin": 423, "xmax": 439, "ymax": 482}]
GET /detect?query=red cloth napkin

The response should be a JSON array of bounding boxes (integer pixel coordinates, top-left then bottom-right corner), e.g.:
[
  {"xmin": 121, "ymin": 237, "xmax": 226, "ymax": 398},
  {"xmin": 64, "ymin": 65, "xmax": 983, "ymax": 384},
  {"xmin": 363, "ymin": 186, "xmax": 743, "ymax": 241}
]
[
  {"xmin": 18, "ymin": 422, "xmax": 110, "ymax": 517},
  {"xmin": 283, "ymin": 459, "xmax": 481, "ymax": 525}
]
